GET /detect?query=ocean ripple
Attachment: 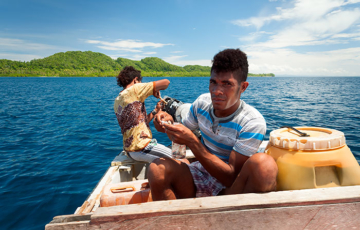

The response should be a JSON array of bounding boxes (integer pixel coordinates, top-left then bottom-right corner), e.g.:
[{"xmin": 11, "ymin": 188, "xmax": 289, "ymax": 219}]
[{"xmin": 1, "ymin": 76, "xmax": 360, "ymax": 229}]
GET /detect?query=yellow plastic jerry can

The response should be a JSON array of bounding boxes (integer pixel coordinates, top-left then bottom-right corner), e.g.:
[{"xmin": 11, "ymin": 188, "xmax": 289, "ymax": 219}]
[{"xmin": 265, "ymin": 127, "xmax": 360, "ymax": 191}]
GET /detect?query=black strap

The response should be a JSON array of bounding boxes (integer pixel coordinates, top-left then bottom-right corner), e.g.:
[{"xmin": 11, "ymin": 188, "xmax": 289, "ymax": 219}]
[
  {"xmin": 124, "ymin": 151, "xmax": 136, "ymax": 161},
  {"xmin": 280, "ymin": 126, "xmax": 310, "ymax": 137}
]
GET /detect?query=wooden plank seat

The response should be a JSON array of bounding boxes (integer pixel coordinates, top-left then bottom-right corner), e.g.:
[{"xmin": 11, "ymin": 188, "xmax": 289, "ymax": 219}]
[
  {"xmin": 111, "ymin": 150, "xmax": 196, "ymax": 180},
  {"xmin": 111, "ymin": 151, "xmax": 146, "ymax": 167}
]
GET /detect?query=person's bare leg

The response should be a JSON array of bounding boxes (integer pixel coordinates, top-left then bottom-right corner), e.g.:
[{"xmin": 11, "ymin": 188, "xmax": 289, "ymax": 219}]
[
  {"xmin": 224, "ymin": 153, "xmax": 278, "ymax": 195},
  {"xmin": 148, "ymin": 158, "xmax": 196, "ymax": 201},
  {"xmin": 178, "ymin": 158, "xmax": 190, "ymax": 164}
]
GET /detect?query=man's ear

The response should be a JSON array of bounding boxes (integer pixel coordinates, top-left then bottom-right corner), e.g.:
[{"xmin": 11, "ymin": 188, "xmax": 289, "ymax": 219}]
[
  {"xmin": 134, "ymin": 77, "xmax": 141, "ymax": 84},
  {"xmin": 241, "ymin": 81, "xmax": 249, "ymax": 93}
]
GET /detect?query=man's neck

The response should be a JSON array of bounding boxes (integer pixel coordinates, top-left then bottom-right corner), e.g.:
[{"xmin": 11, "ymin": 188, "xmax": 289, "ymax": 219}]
[
  {"xmin": 125, "ymin": 81, "xmax": 136, "ymax": 89},
  {"xmin": 213, "ymin": 100, "xmax": 241, "ymax": 118}
]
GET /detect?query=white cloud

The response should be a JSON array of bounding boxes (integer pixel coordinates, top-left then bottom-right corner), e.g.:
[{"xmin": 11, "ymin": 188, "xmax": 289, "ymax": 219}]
[
  {"xmin": 98, "ymin": 46, "xmax": 142, "ymax": 52},
  {"xmin": 332, "ymin": 31, "xmax": 360, "ymax": 39},
  {"xmin": 0, "ymin": 37, "xmax": 63, "ymax": 61},
  {"xmin": 0, "ymin": 53, "xmax": 42, "ymax": 61},
  {"xmin": 163, "ymin": 55, "xmax": 212, "ymax": 66},
  {"xmin": 128, "ymin": 54, "xmax": 149, "ymax": 60},
  {"xmin": 143, "ymin": 52, "xmax": 157, "ymax": 55},
  {"xmin": 109, "ymin": 52, "xmax": 157, "ymax": 60},
  {"xmin": 246, "ymin": 47, "xmax": 360, "ymax": 76},
  {"xmin": 239, "ymin": 31, "xmax": 273, "ymax": 42},
  {"xmin": 85, "ymin": 39, "xmax": 173, "ymax": 52},
  {"xmin": 163, "ymin": 55, "xmax": 188, "ymax": 61},
  {"xmin": 346, "ymin": 0, "xmax": 360, "ymax": 5},
  {"xmin": 0, "ymin": 38, "xmax": 58, "ymax": 51},
  {"xmin": 171, "ymin": 51, "xmax": 184, "ymax": 53},
  {"xmin": 249, "ymin": 8, "xmax": 360, "ymax": 48},
  {"xmin": 232, "ymin": 0, "xmax": 357, "ymax": 29},
  {"xmin": 231, "ymin": 0, "xmax": 360, "ymax": 76}
]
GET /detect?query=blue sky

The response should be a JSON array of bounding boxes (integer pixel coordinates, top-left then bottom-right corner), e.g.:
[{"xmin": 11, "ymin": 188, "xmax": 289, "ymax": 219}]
[{"xmin": 1, "ymin": 0, "xmax": 360, "ymax": 76}]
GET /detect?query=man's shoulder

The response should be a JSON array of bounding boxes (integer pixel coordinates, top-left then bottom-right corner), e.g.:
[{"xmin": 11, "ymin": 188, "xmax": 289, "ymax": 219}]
[
  {"xmin": 134, "ymin": 82, "xmax": 153, "ymax": 89},
  {"xmin": 196, "ymin": 93, "xmax": 211, "ymax": 100},
  {"xmin": 117, "ymin": 87, "xmax": 131, "ymax": 99},
  {"xmin": 122, "ymin": 82, "xmax": 153, "ymax": 100},
  {"xmin": 239, "ymin": 100, "xmax": 265, "ymax": 122},
  {"xmin": 115, "ymin": 90, "xmax": 124, "ymax": 101},
  {"xmin": 191, "ymin": 93, "xmax": 212, "ymax": 114},
  {"xmin": 194, "ymin": 93, "xmax": 211, "ymax": 105}
]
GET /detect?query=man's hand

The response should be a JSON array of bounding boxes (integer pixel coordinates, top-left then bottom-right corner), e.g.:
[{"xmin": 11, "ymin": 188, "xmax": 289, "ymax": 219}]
[
  {"xmin": 155, "ymin": 101, "xmax": 164, "ymax": 112},
  {"xmin": 163, "ymin": 122, "xmax": 197, "ymax": 146},
  {"xmin": 153, "ymin": 91, "xmax": 160, "ymax": 99},
  {"xmin": 153, "ymin": 111, "xmax": 174, "ymax": 133}
]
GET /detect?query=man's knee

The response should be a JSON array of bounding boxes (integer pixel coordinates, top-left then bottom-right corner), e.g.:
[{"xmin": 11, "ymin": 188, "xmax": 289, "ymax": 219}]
[
  {"xmin": 247, "ymin": 153, "xmax": 278, "ymax": 192},
  {"xmin": 149, "ymin": 158, "xmax": 165, "ymax": 173},
  {"xmin": 148, "ymin": 158, "xmax": 177, "ymax": 185},
  {"xmin": 249, "ymin": 153, "xmax": 277, "ymax": 170},
  {"xmin": 148, "ymin": 159, "xmax": 166, "ymax": 181}
]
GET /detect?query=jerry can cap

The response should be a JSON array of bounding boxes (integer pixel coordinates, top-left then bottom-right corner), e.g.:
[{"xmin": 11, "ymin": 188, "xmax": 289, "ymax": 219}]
[{"xmin": 269, "ymin": 126, "xmax": 346, "ymax": 150}]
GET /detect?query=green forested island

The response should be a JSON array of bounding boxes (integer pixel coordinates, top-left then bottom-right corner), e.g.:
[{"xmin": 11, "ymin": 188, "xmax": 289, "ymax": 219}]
[{"xmin": 0, "ymin": 51, "xmax": 275, "ymax": 77}]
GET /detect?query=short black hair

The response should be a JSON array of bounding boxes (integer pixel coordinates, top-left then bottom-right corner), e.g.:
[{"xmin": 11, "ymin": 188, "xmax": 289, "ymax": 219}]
[
  {"xmin": 211, "ymin": 48, "xmax": 249, "ymax": 82},
  {"xmin": 116, "ymin": 66, "xmax": 142, "ymax": 88}
]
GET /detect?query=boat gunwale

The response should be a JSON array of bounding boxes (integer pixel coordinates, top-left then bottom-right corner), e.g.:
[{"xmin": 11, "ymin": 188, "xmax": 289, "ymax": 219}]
[{"xmin": 90, "ymin": 185, "xmax": 360, "ymax": 223}]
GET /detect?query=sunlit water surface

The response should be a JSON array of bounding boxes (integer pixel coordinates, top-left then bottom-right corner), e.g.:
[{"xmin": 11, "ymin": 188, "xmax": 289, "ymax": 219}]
[{"xmin": 1, "ymin": 76, "xmax": 359, "ymax": 229}]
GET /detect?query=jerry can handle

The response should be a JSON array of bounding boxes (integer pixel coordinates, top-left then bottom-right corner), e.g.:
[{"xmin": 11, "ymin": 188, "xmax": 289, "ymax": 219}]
[
  {"xmin": 141, "ymin": 182, "xmax": 150, "ymax": 190},
  {"xmin": 110, "ymin": 186, "xmax": 136, "ymax": 193},
  {"xmin": 280, "ymin": 126, "xmax": 309, "ymax": 137}
]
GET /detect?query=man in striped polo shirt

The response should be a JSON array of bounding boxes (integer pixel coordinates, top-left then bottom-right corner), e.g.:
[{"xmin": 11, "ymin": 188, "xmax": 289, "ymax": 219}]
[{"xmin": 148, "ymin": 49, "xmax": 278, "ymax": 200}]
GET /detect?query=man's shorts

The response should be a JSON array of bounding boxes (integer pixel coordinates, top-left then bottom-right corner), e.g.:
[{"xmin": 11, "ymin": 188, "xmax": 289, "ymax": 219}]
[
  {"xmin": 187, "ymin": 161, "xmax": 226, "ymax": 197},
  {"xmin": 128, "ymin": 139, "xmax": 172, "ymax": 163}
]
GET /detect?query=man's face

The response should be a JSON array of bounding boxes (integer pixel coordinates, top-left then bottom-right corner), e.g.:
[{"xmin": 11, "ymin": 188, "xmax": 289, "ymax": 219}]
[{"xmin": 209, "ymin": 71, "xmax": 248, "ymax": 117}]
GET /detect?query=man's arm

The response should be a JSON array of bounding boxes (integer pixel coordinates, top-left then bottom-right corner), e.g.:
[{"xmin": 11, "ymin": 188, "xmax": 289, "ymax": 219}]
[
  {"xmin": 163, "ymin": 123, "xmax": 248, "ymax": 187},
  {"xmin": 146, "ymin": 101, "xmax": 164, "ymax": 125},
  {"xmin": 153, "ymin": 79, "xmax": 170, "ymax": 97}
]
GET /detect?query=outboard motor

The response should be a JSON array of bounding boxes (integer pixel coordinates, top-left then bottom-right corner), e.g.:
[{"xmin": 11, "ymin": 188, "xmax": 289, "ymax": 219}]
[
  {"xmin": 162, "ymin": 96, "xmax": 184, "ymax": 122},
  {"xmin": 162, "ymin": 96, "xmax": 201, "ymax": 139}
]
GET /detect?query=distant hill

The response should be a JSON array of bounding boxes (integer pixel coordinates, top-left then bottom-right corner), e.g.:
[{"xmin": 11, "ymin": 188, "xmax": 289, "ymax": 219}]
[{"xmin": 0, "ymin": 51, "xmax": 274, "ymax": 77}]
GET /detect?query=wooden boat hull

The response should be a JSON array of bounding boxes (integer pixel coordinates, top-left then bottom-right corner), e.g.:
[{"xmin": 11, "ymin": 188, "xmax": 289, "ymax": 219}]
[{"xmin": 46, "ymin": 185, "xmax": 360, "ymax": 229}]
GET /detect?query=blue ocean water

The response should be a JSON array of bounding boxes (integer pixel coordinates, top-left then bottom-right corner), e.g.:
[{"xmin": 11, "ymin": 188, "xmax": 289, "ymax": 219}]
[{"xmin": 1, "ymin": 76, "xmax": 360, "ymax": 229}]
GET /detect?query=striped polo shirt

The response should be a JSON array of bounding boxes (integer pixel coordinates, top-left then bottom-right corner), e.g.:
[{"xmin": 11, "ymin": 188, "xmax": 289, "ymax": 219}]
[{"xmin": 182, "ymin": 93, "xmax": 266, "ymax": 161}]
